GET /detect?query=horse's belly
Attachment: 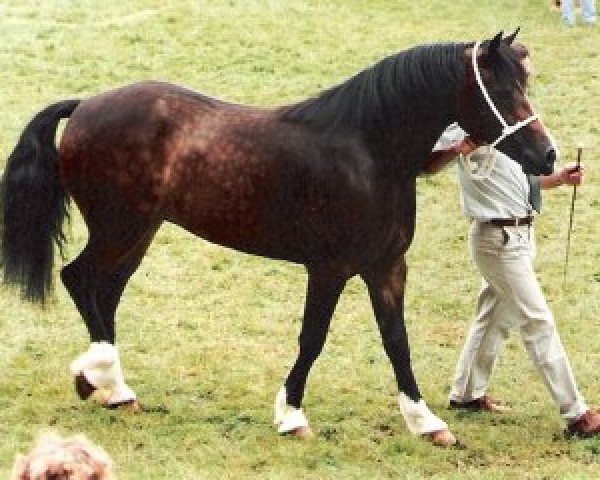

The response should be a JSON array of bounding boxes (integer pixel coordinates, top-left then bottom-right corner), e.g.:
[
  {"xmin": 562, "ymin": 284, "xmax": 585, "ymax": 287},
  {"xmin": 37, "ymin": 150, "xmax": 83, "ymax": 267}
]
[
  {"xmin": 163, "ymin": 166, "xmax": 300, "ymax": 261},
  {"xmin": 165, "ymin": 179, "xmax": 379, "ymax": 268}
]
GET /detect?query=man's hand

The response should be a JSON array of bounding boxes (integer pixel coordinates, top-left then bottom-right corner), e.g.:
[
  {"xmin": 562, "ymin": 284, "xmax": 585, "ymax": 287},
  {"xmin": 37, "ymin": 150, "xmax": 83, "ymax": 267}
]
[
  {"xmin": 540, "ymin": 163, "xmax": 584, "ymax": 189},
  {"xmin": 452, "ymin": 136, "xmax": 478, "ymax": 156},
  {"xmin": 558, "ymin": 163, "xmax": 584, "ymax": 186},
  {"xmin": 421, "ymin": 136, "xmax": 478, "ymax": 175}
]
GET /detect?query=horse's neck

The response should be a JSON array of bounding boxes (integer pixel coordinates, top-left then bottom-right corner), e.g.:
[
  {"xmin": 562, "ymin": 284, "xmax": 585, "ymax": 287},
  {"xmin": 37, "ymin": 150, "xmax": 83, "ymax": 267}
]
[{"xmin": 367, "ymin": 107, "xmax": 456, "ymax": 179}]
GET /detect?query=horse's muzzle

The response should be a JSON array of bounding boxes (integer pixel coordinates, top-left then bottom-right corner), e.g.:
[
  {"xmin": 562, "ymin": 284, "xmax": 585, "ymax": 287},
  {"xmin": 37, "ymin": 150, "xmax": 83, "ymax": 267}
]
[{"xmin": 524, "ymin": 146, "xmax": 555, "ymax": 175}]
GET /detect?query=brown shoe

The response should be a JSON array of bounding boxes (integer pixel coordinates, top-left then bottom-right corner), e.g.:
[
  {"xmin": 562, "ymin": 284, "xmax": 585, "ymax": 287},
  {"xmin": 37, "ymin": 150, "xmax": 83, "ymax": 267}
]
[
  {"xmin": 566, "ymin": 409, "xmax": 600, "ymax": 438},
  {"xmin": 449, "ymin": 395, "xmax": 511, "ymax": 413}
]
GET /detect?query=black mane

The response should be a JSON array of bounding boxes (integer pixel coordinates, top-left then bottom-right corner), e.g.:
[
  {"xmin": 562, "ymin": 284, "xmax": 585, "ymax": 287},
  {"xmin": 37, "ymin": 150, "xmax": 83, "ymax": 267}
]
[{"xmin": 279, "ymin": 42, "xmax": 468, "ymax": 132}]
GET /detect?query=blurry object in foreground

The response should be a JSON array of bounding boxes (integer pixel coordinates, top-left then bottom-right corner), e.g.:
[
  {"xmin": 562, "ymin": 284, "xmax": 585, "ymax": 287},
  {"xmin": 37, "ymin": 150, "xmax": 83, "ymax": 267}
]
[{"xmin": 11, "ymin": 432, "xmax": 114, "ymax": 480}]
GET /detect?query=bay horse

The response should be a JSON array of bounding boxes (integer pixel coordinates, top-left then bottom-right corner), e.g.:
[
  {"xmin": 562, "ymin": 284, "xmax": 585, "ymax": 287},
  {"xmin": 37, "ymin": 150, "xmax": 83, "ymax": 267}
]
[{"xmin": 1, "ymin": 31, "xmax": 555, "ymax": 446}]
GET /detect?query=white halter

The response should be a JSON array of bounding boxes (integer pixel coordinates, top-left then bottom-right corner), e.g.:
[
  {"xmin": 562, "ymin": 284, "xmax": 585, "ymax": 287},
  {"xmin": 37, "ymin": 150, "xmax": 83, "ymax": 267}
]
[
  {"xmin": 471, "ymin": 40, "xmax": 539, "ymax": 148},
  {"xmin": 460, "ymin": 40, "xmax": 549, "ymax": 179}
]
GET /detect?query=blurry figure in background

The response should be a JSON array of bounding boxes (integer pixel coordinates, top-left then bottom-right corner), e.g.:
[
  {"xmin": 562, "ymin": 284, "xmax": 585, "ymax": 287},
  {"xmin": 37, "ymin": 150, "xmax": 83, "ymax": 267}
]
[
  {"xmin": 11, "ymin": 432, "xmax": 114, "ymax": 480},
  {"xmin": 561, "ymin": 0, "xmax": 597, "ymax": 25}
]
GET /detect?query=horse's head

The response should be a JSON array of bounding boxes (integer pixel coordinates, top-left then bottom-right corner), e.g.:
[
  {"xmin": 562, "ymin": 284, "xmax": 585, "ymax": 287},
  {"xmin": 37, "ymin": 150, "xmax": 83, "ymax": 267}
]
[{"xmin": 457, "ymin": 30, "xmax": 556, "ymax": 175}]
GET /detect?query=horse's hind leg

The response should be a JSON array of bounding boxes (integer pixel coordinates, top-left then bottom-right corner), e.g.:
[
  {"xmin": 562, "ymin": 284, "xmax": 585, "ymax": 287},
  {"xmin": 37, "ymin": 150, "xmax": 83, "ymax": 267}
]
[
  {"xmin": 274, "ymin": 266, "xmax": 346, "ymax": 437},
  {"xmin": 61, "ymin": 246, "xmax": 109, "ymax": 344},
  {"xmin": 92, "ymin": 226, "xmax": 159, "ymax": 407},
  {"xmin": 62, "ymin": 245, "xmax": 114, "ymax": 401},
  {"xmin": 63, "ymin": 216, "xmax": 160, "ymax": 407},
  {"xmin": 95, "ymin": 226, "xmax": 160, "ymax": 345}
]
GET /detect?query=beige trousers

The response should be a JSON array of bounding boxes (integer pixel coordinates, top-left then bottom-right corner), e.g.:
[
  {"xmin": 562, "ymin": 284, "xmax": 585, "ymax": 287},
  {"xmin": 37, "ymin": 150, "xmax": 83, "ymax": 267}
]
[{"xmin": 449, "ymin": 221, "xmax": 587, "ymax": 422}]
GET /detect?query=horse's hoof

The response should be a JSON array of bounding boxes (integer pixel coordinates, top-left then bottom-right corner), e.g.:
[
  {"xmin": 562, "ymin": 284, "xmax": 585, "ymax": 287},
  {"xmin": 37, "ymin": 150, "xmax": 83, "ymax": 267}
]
[
  {"xmin": 288, "ymin": 425, "xmax": 314, "ymax": 439},
  {"xmin": 74, "ymin": 373, "xmax": 97, "ymax": 400},
  {"xmin": 103, "ymin": 399, "xmax": 141, "ymax": 413},
  {"xmin": 426, "ymin": 429, "xmax": 456, "ymax": 447}
]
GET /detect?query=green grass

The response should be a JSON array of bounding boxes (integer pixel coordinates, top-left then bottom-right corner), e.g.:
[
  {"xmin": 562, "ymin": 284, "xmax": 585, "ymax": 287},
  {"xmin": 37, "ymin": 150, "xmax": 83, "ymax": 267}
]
[{"xmin": 1, "ymin": 1, "xmax": 600, "ymax": 478}]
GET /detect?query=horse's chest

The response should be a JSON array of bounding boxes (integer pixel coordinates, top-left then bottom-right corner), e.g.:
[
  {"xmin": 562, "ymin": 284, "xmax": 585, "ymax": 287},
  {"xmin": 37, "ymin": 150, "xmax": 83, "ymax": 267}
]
[{"xmin": 368, "ymin": 183, "xmax": 417, "ymax": 253}]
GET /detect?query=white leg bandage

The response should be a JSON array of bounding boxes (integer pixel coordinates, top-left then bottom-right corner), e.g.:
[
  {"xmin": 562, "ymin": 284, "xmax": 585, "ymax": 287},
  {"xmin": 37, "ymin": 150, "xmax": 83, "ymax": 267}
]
[
  {"xmin": 397, "ymin": 393, "xmax": 448, "ymax": 435},
  {"xmin": 273, "ymin": 387, "xmax": 309, "ymax": 434},
  {"xmin": 70, "ymin": 342, "xmax": 136, "ymax": 404}
]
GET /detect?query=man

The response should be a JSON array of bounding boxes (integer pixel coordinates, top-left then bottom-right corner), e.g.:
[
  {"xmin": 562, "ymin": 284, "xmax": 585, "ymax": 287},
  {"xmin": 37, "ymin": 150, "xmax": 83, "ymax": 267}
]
[{"xmin": 424, "ymin": 123, "xmax": 600, "ymax": 437}]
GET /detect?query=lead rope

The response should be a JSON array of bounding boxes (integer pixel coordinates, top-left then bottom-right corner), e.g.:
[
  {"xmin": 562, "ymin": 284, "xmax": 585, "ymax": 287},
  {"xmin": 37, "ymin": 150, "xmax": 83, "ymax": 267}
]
[{"xmin": 459, "ymin": 145, "xmax": 495, "ymax": 180}]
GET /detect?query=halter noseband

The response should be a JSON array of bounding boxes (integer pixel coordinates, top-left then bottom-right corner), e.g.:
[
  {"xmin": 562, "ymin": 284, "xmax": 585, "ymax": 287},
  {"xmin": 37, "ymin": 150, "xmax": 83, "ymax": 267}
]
[{"xmin": 472, "ymin": 41, "xmax": 539, "ymax": 148}]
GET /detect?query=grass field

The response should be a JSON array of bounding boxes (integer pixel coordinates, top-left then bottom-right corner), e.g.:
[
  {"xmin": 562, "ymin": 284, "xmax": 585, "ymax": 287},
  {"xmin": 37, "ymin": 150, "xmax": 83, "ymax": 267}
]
[{"xmin": 1, "ymin": 1, "xmax": 600, "ymax": 478}]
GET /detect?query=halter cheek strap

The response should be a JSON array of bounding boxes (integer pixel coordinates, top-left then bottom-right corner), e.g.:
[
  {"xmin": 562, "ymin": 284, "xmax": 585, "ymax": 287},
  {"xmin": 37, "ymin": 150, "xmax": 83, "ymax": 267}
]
[{"xmin": 471, "ymin": 41, "xmax": 539, "ymax": 148}]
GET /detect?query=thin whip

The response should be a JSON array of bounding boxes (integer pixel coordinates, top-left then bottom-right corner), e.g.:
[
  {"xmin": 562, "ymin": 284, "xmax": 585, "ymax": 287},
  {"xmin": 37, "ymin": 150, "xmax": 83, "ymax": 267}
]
[{"xmin": 563, "ymin": 146, "xmax": 582, "ymax": 286}]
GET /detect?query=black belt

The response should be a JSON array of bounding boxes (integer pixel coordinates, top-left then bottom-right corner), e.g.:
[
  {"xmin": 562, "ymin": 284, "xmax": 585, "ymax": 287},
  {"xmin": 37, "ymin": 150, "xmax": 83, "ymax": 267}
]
[{"xmin": 486, "ymin": 216, "xmax": 533, "ymax": 227}]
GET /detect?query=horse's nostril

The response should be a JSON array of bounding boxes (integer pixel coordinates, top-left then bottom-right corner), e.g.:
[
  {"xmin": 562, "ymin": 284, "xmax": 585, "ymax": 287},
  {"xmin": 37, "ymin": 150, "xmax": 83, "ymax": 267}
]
[{"xmin": 546, "ymin": 147, "xmax": 556, "ymax": 165}]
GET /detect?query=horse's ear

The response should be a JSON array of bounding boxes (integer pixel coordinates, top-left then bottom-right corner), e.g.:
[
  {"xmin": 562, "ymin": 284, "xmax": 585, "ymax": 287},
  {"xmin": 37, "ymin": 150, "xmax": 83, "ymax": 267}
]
[
  {"xmin": 479, "ymin": 31, "xmax": 503, "ymax": 66},
  {"xmin": 504, "ymin": 27, "xmax": 520, "ymax": 45},
  {"xmin": 489, "ymin": 31, "xmax": 503, "ymax": 54}
]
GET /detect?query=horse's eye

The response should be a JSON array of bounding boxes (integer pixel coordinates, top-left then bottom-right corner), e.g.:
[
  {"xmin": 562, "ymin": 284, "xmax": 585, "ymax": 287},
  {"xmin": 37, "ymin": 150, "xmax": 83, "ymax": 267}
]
[{"xmin": 518, "ymin": 78, "xmax": 531, "ymax": 95}]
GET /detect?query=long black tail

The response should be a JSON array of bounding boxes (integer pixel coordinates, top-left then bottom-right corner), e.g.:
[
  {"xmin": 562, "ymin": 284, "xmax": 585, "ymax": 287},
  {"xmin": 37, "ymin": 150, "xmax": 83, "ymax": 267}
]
[{"xmin": 1, "ymin": 99, "xmax": 81, "ymax": 303}]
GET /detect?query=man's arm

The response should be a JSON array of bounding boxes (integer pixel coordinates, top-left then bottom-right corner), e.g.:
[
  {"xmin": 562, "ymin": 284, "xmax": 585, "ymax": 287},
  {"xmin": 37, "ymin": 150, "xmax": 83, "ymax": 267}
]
[
  {"xmin": 539, "ymin": 163, "xmax": 583, "ymax": 189},
  {"xmin": 421, "ymin": 137, "xmax": 478, "ymax": 175}
]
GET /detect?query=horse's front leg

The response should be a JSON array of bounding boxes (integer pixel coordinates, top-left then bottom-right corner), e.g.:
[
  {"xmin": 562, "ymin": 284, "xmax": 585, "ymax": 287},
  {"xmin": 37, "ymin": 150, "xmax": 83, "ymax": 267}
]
[
  {"xmin": 362, "ymin": 255, "xmax": 456, "ymax": 447},
  {"xmin": 274, "ymin": 266, "xmax": 347, "ymax": 437}
]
